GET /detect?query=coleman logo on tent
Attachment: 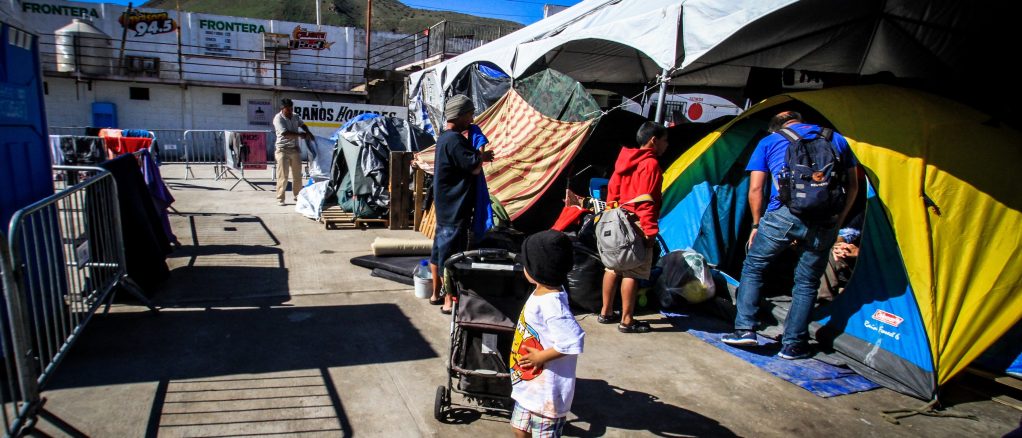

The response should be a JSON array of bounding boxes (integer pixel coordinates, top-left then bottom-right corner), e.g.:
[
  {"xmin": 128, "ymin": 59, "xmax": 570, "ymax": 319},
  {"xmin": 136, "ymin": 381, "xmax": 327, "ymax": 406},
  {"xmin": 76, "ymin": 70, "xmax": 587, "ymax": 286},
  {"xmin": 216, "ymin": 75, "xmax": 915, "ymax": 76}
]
[{"xmin": 871, "ymin": 310, "xmax": 904, "ymax": 327}]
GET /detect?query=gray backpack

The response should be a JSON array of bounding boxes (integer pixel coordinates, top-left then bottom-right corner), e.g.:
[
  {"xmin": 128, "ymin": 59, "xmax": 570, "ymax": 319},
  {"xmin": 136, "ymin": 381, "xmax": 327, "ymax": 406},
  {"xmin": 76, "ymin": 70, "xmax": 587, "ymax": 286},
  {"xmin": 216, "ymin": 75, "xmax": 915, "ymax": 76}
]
[{"xmin": 596, "ymin": 194, "xmax": 653, "ymax": 271}]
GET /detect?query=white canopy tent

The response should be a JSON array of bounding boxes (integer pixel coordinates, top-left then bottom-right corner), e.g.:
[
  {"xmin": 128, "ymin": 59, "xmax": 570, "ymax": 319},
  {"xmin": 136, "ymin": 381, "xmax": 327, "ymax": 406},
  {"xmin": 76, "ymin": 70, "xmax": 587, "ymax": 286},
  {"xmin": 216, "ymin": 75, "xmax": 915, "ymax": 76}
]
[
  {"xmin": 409, "ymin": 0, "xmax": 994, "ymax": 107},
  {"xmin": 410, "ymin": 0, "xmax": 795, "ymax": 93}
]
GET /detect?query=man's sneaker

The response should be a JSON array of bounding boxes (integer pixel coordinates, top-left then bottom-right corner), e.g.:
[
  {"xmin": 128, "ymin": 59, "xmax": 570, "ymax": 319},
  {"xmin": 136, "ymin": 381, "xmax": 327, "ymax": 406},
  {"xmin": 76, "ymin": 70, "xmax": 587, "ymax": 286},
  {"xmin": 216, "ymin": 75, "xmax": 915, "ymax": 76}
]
[
  {"xmin": 278, "ymin": 200, "xmax": 286, "ymax": 206},
  {"xmin": 721, "ymin": 330, "xmax": 758, "ymax": 346},
  {"xmin": 778, "ymin": 343, "xmax": 812, "ymax": 360}
]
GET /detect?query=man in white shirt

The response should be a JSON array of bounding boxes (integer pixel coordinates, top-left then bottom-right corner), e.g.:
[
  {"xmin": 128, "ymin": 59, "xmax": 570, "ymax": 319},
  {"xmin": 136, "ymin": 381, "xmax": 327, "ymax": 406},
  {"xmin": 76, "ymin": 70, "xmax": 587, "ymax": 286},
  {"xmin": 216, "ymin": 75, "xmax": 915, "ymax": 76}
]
[{"xmin": 272, "ymin": 99, "xmax": 313, "ymax": 205}]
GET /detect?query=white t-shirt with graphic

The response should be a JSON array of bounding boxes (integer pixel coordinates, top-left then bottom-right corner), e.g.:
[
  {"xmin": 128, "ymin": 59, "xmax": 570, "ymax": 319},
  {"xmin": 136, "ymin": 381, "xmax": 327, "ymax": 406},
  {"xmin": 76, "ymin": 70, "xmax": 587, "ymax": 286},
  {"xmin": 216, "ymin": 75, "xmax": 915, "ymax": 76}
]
[{"xmin": 509, "ymin": 290, "xmax": 585, "ymax": 418}]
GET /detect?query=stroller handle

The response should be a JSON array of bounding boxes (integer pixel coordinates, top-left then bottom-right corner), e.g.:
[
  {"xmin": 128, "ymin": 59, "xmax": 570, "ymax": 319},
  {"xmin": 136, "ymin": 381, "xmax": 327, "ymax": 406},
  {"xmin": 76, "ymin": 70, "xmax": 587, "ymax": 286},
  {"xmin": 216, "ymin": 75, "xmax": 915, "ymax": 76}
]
[{"xmin": 443, "ymin": 248, "xmax": 517, "ymax": 271}]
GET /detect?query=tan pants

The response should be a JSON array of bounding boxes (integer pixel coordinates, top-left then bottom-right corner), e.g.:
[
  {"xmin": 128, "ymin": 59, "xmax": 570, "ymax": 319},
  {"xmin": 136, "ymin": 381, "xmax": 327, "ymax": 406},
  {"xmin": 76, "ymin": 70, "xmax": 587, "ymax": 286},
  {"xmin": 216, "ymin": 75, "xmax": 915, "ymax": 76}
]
[{"xmin": 275, "ymin": 147, "xmax": 302, "ymax": 201}]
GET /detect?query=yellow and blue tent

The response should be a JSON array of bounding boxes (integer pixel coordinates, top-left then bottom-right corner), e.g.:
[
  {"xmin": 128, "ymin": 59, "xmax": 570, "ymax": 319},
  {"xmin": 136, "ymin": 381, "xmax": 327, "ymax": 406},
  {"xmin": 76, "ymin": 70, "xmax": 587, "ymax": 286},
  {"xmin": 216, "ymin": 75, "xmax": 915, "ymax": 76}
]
[{"xmin": 659, "ymin": 85, "xmax": 1022, "ymax": 400}]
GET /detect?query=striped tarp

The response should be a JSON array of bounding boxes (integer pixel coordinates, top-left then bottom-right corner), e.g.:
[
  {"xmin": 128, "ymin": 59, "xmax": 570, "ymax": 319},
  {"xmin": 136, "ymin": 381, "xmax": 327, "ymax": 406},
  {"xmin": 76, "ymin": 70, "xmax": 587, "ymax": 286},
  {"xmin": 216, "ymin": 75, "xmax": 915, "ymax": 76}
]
[{"xmin": 414, "ymin": 89, "xmax": 596, "ymax": 219}]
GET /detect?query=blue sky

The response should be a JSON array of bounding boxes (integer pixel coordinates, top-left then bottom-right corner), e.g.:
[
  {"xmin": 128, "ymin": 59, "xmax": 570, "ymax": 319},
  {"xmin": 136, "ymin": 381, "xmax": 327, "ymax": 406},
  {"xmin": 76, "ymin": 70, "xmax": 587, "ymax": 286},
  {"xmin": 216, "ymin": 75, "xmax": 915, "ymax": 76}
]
[
  {"xmin": 73, "ymin": 0, "xmax": 584, "ymax": 25},
  {"xmin": 397, "ymin": 0, "xmax": 583, "ymax": 25}
]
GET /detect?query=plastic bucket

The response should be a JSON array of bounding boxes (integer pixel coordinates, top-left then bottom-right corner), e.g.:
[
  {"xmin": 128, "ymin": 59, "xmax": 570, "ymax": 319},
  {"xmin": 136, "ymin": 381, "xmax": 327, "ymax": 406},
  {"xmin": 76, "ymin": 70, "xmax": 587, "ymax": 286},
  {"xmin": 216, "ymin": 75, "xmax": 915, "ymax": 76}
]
[{"xmin": 413, "ymin": 276, "xmax": 432, "ymax": 298}]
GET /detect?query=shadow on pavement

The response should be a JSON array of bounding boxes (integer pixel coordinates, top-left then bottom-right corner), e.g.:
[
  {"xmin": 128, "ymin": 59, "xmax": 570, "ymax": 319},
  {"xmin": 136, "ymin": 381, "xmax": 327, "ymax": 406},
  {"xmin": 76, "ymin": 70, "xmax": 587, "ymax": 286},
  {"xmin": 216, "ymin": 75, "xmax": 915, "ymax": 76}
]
[
  {"xmin": 46, "ymin": 303, "xmax": 435, "ymax": 436},
  {"xmin": 565, "ymin": 378, "xmax": 737, "ymax": 437},
  {"xmin": 48, "ymin": 304, "xmax": 436, "ymax": 389},
  {"xmin": 153, "ymin": 213, "xmax": 289, "ymax": 306}
]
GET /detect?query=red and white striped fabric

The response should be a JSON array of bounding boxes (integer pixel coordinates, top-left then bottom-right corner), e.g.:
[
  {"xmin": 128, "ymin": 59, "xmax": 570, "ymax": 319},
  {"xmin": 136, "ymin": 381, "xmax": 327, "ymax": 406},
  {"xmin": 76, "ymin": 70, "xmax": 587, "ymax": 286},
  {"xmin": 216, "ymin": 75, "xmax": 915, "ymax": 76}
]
[{"xmin": 413, "ymin": 90, "xmax": 596, "ymax": 219}]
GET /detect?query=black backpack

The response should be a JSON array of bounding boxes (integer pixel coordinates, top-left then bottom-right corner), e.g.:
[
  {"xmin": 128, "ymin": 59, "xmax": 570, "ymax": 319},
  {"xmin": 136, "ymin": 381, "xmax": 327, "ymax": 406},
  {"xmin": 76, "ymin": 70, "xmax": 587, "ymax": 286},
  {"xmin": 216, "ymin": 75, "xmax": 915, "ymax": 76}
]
[{"xmin": 775, "ymin": 127, "xmax": 846, "ymax": 220}]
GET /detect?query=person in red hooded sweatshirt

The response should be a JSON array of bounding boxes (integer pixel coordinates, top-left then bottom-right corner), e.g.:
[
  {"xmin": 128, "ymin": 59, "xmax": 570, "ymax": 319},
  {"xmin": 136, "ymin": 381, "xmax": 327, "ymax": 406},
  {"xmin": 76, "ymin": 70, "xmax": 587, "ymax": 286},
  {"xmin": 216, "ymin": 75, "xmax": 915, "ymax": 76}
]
[{"xmin": 599, "ymin": 122, "xmax": 668, "ymax": 333}]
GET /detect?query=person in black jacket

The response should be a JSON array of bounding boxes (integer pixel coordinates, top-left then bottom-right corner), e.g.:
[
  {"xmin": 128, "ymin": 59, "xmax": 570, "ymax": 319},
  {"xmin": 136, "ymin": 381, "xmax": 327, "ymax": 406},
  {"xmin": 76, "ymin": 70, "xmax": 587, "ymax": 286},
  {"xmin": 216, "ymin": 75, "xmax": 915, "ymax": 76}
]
[{"xmin": 430, "ymin": 94, "xmax": 494, "ymax": 314}]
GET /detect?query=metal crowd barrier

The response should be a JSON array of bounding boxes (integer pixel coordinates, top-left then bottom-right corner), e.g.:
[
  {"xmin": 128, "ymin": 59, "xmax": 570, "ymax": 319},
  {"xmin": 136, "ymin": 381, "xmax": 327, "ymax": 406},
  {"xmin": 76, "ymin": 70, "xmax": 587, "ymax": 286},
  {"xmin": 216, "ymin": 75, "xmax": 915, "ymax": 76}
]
[
  {"xmin": 1, "ymin": 168, "xmax": 157, "ymax": 437},
  {"xmin": 2, "ymin": 233, "xmax": 36, "ymax": 438},
  {"xmin": 181, "ymin": 130, "xmax": 226, "ymax": 180},
  {"xmin": 48, "ymin": 127, "xmax": 314, "ymax": 183}
]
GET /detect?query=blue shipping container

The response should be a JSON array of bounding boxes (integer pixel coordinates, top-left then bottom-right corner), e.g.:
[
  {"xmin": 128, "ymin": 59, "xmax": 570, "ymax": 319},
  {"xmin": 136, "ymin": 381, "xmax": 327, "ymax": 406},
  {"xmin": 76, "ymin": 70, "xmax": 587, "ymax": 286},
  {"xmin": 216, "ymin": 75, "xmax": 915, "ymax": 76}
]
[{"xmin": 1, "ymin": 22, "xmax": 53, "ymax": 232}]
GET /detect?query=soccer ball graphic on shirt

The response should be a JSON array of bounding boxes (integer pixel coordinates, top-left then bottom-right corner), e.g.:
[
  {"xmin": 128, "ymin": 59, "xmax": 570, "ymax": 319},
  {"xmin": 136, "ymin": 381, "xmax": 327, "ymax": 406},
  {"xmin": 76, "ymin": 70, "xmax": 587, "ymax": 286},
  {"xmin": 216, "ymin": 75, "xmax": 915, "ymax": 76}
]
[{"xmin": 509, "ymin": 314, "xmax": 544, "ymax": 385}]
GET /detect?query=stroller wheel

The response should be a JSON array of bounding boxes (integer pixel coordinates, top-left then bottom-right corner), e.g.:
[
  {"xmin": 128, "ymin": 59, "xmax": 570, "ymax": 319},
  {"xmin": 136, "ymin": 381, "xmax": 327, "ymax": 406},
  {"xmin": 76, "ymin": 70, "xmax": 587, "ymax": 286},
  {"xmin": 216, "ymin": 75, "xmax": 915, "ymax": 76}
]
[{"xmin": 434, "ymin": 385, "xmax": 448, "ymax": 421}]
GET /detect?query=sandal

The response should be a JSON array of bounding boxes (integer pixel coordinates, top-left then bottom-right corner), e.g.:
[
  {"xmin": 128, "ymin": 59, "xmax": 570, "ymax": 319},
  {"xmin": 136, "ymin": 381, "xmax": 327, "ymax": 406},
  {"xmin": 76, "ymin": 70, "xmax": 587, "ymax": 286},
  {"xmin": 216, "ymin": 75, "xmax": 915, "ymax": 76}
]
[
  {"xmin": 597, "ymin": 313, "xmax": 619, "ymax": 324},
  {"xmin": 440, "ymin": 307, "xmax": 453, "ymax": 315},
  {"xmin": 428, "ymin": 297, "xmax": 443, "ymax": 305},
  {"xmin": 618, "ymin": 320, "xmax": 652, "ymax": 334}
]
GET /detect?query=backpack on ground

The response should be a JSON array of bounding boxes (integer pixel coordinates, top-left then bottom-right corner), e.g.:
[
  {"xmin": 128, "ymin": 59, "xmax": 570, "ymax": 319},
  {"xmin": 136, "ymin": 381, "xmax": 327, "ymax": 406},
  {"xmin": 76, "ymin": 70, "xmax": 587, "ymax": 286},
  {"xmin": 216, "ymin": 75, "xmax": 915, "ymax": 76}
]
[
  {"xmin": 596, "ymin": 194, "xmax": 652, "ymax": 271},
  {"xmin": 775, "ymin": 127, "xmax": 846, "ymax": 219}
]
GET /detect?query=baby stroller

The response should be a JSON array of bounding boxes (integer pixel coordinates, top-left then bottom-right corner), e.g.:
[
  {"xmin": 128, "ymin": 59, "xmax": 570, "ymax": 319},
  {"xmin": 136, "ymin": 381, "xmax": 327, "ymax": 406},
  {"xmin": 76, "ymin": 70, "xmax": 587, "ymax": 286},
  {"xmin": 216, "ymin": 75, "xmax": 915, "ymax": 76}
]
[{"xmin": 434, "ymin": 249, "xmax": 532, "ymax": 421}]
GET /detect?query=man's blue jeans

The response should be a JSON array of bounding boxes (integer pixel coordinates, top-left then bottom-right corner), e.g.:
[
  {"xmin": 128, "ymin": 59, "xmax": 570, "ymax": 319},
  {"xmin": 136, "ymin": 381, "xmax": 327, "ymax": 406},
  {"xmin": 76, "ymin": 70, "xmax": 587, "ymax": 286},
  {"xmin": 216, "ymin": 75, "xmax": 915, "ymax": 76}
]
[{"xmin": 734, "ymin": 206, "xmax": 839, "ymax": 346}]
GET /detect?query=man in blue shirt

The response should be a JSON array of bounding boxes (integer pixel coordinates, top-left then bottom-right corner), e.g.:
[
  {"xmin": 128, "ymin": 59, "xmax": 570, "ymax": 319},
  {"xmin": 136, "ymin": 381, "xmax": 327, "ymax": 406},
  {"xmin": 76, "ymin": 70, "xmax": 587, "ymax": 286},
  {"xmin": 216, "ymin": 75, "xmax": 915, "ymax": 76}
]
[{"xmin": 721, "ymin": 111, "xmax": 859, "ymax": 360}]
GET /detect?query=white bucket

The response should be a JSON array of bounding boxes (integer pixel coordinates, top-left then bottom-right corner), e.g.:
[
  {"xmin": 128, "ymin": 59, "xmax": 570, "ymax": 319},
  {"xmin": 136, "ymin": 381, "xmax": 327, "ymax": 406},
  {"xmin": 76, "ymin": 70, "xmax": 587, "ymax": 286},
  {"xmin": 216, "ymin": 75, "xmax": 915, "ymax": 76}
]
[{"xmin": 413, "ymin": 276, "xmax": 432, "ymax": 299}]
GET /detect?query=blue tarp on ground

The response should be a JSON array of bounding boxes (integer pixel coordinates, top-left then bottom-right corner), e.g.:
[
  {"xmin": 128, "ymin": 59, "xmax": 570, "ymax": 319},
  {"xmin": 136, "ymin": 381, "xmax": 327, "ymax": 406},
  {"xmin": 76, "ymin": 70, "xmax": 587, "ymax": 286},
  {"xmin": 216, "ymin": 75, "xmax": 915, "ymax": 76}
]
[{"xmin": 661, "ymin": 311, "xmax": 880, "ymax": 398}]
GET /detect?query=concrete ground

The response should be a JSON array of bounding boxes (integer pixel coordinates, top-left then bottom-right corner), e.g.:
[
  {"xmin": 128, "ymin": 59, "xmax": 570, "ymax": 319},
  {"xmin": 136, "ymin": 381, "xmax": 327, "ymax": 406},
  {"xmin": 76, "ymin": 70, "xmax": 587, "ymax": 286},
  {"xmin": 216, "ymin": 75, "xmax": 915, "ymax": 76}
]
[{"xmin": 33, "ymin": 165, "xmax": 1021, "ymax": 437}]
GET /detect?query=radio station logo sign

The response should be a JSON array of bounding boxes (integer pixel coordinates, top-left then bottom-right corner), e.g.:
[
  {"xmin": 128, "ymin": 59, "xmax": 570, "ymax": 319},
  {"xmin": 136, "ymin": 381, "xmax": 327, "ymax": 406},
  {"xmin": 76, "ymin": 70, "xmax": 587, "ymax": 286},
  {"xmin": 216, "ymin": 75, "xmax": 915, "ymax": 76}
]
[
  {"xmin": 289, "ymin": 26, "xmax": 333, "ymax": 50},
  {"xmin": 119, "ymin": 10, "xmax": 177, "ymax": 36},
  {"xmin": 21, "ymin": 2, "xmax": 99, "ymax": 18}
]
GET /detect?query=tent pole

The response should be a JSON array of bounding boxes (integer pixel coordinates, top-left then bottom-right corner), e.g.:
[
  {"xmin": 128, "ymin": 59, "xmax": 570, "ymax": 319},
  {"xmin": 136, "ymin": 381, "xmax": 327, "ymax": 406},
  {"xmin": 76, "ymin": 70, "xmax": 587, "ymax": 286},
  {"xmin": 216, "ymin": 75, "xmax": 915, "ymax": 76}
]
[{"xmin": 654, "ymin": 69, "xmax": 668, "ymax": 123}]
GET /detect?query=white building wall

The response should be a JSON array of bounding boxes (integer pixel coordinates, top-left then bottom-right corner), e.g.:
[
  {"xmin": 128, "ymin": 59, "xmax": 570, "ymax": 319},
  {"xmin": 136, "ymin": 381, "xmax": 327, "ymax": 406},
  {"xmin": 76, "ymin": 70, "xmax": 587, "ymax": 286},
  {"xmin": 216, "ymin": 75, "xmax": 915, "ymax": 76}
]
[
  {"xmin": 43, "ymin": 77, "xmax": 361, "ymax": 130},
  {"xmin": 2, "ymin": 0, "xmax": 361, "ymax": 90}
]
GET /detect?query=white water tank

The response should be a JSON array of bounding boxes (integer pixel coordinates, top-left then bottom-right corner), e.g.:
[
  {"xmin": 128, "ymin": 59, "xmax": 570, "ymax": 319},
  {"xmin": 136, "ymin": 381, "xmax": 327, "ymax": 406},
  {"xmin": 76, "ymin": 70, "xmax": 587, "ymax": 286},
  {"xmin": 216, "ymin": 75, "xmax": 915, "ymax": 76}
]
[{"xmin": 55, "ymin": 19, "xmax": 113, "ymax": 75}]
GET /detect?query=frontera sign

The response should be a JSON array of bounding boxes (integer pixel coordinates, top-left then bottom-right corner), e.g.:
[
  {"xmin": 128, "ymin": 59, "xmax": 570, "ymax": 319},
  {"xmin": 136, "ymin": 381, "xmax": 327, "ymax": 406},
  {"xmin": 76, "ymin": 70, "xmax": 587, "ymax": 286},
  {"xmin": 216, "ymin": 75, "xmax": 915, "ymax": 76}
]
[
  {"xmin": 198, "ymin": 19, "xmax": 265, "ymax": 34},
  {"xmin": 21, "ymin": 2, "xmax": 99, "ymax": 18}
]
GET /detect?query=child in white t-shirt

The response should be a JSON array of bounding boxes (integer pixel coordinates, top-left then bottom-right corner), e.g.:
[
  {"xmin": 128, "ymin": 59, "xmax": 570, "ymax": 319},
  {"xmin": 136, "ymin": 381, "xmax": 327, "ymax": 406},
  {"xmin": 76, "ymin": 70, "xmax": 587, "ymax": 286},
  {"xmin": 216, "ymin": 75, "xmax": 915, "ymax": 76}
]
[{"xmin": 509, "ymin": 230, "xmax": 585, "ymax": 438}]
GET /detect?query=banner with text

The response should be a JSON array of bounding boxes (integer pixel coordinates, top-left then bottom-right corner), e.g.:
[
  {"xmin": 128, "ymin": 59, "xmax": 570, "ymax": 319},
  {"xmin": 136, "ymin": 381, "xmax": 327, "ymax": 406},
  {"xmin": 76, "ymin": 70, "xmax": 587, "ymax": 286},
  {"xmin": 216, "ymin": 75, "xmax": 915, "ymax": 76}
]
[{"xmin": 292, "ymin": 100, "xmax": 405, "ymax": 141}]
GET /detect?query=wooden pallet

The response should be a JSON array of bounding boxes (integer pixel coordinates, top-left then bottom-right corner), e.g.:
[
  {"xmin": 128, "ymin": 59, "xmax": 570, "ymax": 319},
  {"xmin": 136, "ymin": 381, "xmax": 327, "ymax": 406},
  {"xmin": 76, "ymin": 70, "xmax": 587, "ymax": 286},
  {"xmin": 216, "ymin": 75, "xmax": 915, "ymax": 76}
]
[
  {"xmin": 964, "ymin": 367, "xmax": 1022, "ymax": 411},
  {"xmin": 320, "ymin": 206, "xmax": 390, "ymax": 230},
  {"xmin": 418, "ymin": 202, "xmax": 436, "ymax": 239},
  {"xmin": 320, "ymin": 206, "xmax": 357, "ymax": 230}
]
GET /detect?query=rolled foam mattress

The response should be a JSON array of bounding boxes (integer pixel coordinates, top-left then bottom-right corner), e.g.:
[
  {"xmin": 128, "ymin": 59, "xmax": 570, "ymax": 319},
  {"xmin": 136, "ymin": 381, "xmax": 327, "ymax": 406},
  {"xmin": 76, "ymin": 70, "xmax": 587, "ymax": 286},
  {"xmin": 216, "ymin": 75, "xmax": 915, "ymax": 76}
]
[{"xmin": 370, "ymin": 237, "xmax": 434, "ymax": 256}]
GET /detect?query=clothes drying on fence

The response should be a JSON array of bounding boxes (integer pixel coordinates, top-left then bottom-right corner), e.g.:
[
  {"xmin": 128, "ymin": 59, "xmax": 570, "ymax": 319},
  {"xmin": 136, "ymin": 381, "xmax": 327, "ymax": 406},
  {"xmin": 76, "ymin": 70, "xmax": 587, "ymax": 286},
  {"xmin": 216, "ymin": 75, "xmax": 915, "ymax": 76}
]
[
  {"xmin": 98, "ymin": 128, "xmax": 122, "ymax": 138},
  {"xmin": 48, "ymin": 135, "xmax": 65, "ymax": 165},
  {"xmin": 125, "ymin": 130, "xmax": 160, "ymax": 163},
  {"xmin": 139, "ymin": 149, "xmax": 178, "ymax": 246},
  {"xmin": 224, "ymin": 131, "xmax": 247, "ymax": 170},
  {"xmin": 55, "ymin": 136, "xmax": 105, "ymax": 165},
  {"xmin": 245, "ymin": 132, "xmax": 268, "ymax": 170},
  {"xmin": 98, "ymin": 154, "xmax": 171, "ymax": 294},
  {"xmin": 121, "ymin": 129, "xmax": 152, "ymax": 139},
  {"xmin": 102, "ymin": 136, "xmax": 152, "ymax": 159}
]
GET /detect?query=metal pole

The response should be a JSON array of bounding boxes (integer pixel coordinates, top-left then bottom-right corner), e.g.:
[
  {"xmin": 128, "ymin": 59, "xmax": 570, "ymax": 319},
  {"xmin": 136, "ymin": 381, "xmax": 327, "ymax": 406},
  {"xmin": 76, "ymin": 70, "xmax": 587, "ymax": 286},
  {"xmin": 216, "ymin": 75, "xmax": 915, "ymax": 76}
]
[
  {"xmin": 118, "ymin": 2, "xmax": 133, "ymax": 75},
  {"xmin": 364, "ymin": 0, "xmax": 372, "ymax": 101},
  {"xmin": 366, "ymin": 0, "xmax": 373, "ymax": 60},
  {"xmin": 176, "ymin": 0, "xmax": 183, "ymax": 81},
  {"xmin": 315, "ymin": 0, "xmax": 321, "ymax": 27},
  {"xmin": 654, "ymin": 68, "xmax": 669, "ymax": 124}
]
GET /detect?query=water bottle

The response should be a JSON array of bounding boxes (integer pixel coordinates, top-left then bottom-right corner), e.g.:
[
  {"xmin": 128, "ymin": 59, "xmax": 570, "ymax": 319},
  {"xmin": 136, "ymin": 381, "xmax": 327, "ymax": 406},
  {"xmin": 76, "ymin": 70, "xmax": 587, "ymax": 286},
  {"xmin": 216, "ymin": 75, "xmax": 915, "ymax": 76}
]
[
  {"xmin": 413, "ymin": 259, "xmax": 432, "ymax": 299},
  {"xmin": 775, "ymin": 168, "xmax": 792, "ymax": 205}
]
